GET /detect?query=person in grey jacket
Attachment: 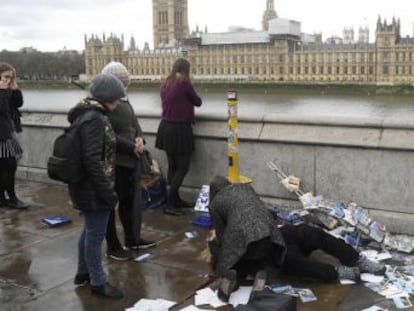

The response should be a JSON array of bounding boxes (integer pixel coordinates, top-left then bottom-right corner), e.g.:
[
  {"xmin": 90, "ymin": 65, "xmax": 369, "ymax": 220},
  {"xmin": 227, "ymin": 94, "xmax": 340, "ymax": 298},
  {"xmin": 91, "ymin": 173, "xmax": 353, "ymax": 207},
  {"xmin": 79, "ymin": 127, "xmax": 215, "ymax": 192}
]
[
  {"xmin": 69, "ymin": 73, "xmax": 133, "ymax": 299},
  {"xmin": 101, "ymin": 62, "xmax": 156, "ymax": 261},
  {"xmin": 208, "ymin": 176, "xmax": 385, "ymax": 302}
]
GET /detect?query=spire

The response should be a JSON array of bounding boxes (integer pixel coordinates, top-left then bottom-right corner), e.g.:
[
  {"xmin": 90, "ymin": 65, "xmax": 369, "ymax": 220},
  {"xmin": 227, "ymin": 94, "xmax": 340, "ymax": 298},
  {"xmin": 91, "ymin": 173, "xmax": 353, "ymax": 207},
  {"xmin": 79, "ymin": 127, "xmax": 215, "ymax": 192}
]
[
  {"xmin": 262, "ymin": 0, "xmax": 277, "ymax": 31},
  {"xmin": 267, "ymin": 0, "xmax": 274, "ymax": 10}
]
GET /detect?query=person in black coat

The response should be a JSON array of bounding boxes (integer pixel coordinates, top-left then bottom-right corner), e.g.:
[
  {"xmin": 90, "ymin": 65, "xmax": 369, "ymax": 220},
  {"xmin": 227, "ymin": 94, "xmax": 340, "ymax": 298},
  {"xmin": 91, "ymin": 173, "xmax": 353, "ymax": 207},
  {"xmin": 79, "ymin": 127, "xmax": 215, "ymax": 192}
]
[
  {"xmin": 0, "ymin": 62, "xmax": 28, "ymax": 209},
  {"xmin": 208, "ymin": 176, "xmax": 385, "ymax": 302},
  {"xmin": 69, "ymin": 73, "xmax": 137, "ymax": 299}
]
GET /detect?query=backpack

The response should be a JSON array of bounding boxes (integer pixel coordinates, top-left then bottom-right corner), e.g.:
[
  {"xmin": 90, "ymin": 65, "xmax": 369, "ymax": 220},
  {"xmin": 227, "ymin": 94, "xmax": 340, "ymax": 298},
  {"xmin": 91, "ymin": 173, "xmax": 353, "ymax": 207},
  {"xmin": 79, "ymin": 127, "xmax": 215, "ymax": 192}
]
[{"xmin": 47, "ymin": 118, "xmax": 84, "ymax": 183}]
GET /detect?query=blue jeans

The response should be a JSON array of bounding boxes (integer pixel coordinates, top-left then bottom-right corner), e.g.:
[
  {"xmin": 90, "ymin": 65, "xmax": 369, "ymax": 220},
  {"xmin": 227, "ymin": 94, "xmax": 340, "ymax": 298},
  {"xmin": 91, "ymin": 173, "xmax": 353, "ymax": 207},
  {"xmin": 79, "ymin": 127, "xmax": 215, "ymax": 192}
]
[{"xmin": 77, "ymin": 209, "xmax": 110, "ymax": 286}]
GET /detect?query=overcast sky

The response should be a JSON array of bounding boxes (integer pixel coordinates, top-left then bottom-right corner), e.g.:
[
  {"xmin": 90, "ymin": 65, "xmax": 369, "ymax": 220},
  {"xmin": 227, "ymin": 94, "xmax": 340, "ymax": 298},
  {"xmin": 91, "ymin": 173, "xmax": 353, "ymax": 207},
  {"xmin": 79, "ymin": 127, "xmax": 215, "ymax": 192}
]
[{"xmin": 1, "ymin": 0, "xmax": 413, "ymax": 52}]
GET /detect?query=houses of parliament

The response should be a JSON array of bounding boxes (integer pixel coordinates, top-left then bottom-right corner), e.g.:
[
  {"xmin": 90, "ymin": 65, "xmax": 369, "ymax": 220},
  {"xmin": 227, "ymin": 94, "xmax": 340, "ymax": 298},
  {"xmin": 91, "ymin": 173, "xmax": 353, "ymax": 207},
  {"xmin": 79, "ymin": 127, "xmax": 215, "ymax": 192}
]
[{"xmin": 84, "ymin": 0, "xmax": 414, "ymax": 84}]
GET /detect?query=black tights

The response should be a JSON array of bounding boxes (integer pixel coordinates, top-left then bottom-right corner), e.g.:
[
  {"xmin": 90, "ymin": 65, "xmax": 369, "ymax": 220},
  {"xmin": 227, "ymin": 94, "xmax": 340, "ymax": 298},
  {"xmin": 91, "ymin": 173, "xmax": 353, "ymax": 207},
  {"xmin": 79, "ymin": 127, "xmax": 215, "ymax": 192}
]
[
  {"xmin": 0, "ymin": 157, "xmax": 17, "ymax": 201},
  {"xmin": 166, "ymin": 152, "xmax": 191, "ymax": 205}
]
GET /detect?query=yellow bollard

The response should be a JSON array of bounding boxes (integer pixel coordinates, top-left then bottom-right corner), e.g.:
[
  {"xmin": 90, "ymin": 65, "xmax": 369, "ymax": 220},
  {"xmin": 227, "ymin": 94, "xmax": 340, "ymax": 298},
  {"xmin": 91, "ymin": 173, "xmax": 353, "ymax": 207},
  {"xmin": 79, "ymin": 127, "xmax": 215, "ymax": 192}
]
[{"xmin": 226, "ymin": 90, "xmax": 252, "ymax": 184}]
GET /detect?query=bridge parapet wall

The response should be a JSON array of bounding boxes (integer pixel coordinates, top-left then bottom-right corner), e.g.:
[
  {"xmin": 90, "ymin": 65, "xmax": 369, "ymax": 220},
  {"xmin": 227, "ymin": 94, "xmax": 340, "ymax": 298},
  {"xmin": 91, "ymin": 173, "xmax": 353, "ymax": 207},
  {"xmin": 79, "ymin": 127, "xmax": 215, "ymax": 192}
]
[{"xmin": 18, "ymin": 110, "xmax": 414, "ymax": 234}]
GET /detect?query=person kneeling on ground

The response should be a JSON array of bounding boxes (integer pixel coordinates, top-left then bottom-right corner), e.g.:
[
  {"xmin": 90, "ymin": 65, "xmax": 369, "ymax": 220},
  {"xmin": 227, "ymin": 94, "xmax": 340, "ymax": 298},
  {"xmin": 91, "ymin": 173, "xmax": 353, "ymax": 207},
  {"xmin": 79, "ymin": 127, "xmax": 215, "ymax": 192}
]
[{"xmin": 207, "ymin": 175, "xmax": 386, "ymax": 302}]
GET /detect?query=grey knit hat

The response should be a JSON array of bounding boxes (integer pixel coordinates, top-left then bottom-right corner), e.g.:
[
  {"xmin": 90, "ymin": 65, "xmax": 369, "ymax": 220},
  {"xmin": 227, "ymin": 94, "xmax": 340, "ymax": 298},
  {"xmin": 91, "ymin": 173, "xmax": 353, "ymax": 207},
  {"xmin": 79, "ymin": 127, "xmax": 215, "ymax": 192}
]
[
  {"xmin": 89, "ymin": 73, "xmax": 126, "ymax": 103},
  {"xmin": 101, "ymin": 61, "xmax": 131, "ymax": 87}
]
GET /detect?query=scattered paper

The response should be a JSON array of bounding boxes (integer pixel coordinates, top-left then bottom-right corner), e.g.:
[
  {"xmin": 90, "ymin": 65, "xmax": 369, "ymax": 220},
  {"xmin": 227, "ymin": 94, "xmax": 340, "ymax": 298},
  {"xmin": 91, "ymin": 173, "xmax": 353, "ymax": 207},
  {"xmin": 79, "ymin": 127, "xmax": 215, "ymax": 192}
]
[
  {"xmin": 393, "ymin": 295, "xmax": 413, "ymax": 309},
  {"xmin": 126, "ymin": 298, "xmax": 176, "ymax": 311},
  {"xmin": 361, "ymin": 273, "xmax": 384, "ymax": 284},
  {"xmin": 185, "ymin": 231, "xmax": 199, "ymax": 239},
  {"xmin": 297, "ymin": 288, "xmax": 317, "ymax": 303},
  {"xmin": 361, "ymin": 306, "xmax": 388, "ymax": 311},
  {"xmin": 194, "ymin": 185, "xmax": 209, "ymax": 212},
  {"xmin": 194, "ymin": 287, "xmax": 226, "ymax": 308},
  {"xmin": 134, "ymin": 253, "xmax": 154, "ymax": 262}
]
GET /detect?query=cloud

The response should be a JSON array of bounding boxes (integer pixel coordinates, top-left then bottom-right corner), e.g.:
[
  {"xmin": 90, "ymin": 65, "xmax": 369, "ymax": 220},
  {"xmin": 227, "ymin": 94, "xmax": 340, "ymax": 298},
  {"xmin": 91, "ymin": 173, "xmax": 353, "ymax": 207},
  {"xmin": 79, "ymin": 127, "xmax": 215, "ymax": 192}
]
[{"xmin": 0, "ymin": 0, "xmax": 152, "ymax": 51}]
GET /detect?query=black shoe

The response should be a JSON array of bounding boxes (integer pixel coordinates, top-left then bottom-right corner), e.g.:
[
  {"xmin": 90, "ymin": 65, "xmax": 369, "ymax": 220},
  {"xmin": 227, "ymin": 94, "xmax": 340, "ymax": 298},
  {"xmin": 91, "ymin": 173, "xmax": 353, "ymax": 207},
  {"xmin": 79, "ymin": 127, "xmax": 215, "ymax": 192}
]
[
  {"xmin": 138, "ymin": 239, "xmax": 157, "ymax": 249},
  {"xmin": 8, "ymin": 199, "xmax": 29, "ymax": 210},
  {"xmin": 124, "ymin": 239, "xmax": 156, "ymax": 250},
  {"xmin": 106, "ymin": 248, "xmax": 132, "ymax": 261},
  {"xmin": 0, "ymin": 199, "xmax": 8, "ymax": 208},
  {"xmin": 163, "ymin": 206, "xmax": 185, "ymax": 216},
  {"xmin": 217, "ymin": 269, "xmax": 238, "ymax": 303},
  {"xmin": 74, "ymin": 273, "xmax": 90, "ymax": 285},
  {"xmin": 91, "ymin": 282, "xmax": 123, "ymax": 299},
  {"xmin": 176, "ymin": 198, "xmax": 194, "ymax": 208}
]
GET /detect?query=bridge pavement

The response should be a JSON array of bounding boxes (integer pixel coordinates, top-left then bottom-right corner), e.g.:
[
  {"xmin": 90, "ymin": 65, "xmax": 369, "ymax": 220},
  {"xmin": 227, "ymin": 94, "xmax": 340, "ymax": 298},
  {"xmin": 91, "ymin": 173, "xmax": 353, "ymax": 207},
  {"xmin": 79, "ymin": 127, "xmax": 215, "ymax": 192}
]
[{"xmin": 0, "ymin": 180, "xmax": 407, "ymax": 311}]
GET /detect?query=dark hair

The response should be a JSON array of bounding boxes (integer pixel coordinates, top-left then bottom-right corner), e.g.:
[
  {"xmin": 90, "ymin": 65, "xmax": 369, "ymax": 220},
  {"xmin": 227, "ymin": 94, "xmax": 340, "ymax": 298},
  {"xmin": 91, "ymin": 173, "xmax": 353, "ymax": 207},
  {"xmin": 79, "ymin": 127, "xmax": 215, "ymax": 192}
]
[
  {"xmin": 209, "ymin": 175, "xmax": 232, "ymax": 202},
  {"xmin": 162, "ymin": 58, "xmax": 190, "ymax": 88},
  {"xmin": 0, "ymin": 62, "xmax": 15, "ymax": 76}
]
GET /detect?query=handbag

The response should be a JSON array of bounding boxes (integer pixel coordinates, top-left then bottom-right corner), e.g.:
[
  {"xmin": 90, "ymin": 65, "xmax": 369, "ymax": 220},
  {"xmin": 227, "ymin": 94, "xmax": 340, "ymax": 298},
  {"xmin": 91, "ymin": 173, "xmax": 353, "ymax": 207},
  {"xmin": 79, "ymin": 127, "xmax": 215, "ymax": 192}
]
[{"xmin": 235, "ymin": 288, "xmax": 296, "ymax": 311}]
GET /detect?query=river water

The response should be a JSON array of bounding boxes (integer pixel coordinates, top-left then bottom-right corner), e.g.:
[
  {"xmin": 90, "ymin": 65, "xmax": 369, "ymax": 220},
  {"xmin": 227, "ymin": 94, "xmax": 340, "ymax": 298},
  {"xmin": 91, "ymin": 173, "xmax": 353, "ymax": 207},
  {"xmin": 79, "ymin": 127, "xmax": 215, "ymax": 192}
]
[{"xmin": 21, "ymin": 88, "xmax": 414, "ymax": 121}]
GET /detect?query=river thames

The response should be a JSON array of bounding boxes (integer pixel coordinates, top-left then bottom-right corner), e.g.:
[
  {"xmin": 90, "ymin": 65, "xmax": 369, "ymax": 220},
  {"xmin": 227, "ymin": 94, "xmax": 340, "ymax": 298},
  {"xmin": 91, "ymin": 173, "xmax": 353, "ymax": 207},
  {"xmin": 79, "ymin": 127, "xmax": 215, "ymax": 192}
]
[{"xmin": 21, "ymin": 88, "xmax": 414, "ymax": 122}]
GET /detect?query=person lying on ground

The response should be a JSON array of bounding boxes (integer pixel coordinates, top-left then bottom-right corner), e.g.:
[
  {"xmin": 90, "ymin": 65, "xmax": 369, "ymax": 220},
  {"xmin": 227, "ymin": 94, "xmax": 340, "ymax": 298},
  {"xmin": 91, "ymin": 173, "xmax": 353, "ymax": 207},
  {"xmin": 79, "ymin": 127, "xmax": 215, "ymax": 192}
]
[{"xmin": 207, "ymin": 175, "xmax": 386, "ymax": 302}]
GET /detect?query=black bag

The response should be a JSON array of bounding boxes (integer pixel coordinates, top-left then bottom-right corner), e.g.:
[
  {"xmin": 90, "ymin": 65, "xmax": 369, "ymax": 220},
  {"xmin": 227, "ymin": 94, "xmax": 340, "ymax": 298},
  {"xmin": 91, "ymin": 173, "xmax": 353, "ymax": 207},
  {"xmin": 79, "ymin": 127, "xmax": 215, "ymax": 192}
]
[
  {"xmin": 139, "ymin": 150, "xmax": 153, "ymax": 176},
  {"xmin": 47, "ymin": 119, "xmax": 84, "ymax": 183},
  {"xmin": 235, "ymin": 288, "xmax": 296, "ymax": 311}
]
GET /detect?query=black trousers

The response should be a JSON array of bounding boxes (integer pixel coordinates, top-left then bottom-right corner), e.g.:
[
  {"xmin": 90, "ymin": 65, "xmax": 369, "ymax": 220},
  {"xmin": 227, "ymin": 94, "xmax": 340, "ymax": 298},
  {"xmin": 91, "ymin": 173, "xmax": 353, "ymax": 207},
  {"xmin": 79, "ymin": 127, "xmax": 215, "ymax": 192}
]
[
  {"xmin": 0, "ymin": 157, "xmax": 17, "ymax": 201},
  {"xmin": 106, "ymin": 166, "xmax": 142, "ymax": 250},
  {"xmin": 166, "ymin": 152, "xmax": 191, "ymax": 205},
  {"xmin": 235, "ymin": 224, "xmax": 360, "ymax": 282}
]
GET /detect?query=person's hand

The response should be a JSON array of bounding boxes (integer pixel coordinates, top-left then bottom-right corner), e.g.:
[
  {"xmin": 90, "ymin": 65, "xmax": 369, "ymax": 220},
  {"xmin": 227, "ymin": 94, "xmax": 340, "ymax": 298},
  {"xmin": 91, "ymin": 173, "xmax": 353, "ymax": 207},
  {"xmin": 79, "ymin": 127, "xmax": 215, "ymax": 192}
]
[
  {"xmin": 9, "ymin": 79, "xmax": 18, "ymax": 90},
  {"xmin": 135, "ymin": 137, "xmax": 144, "ymax": 154},
  {"xmin": 207, "ymin": 229, "xmax": 216, "ymax": 242}
]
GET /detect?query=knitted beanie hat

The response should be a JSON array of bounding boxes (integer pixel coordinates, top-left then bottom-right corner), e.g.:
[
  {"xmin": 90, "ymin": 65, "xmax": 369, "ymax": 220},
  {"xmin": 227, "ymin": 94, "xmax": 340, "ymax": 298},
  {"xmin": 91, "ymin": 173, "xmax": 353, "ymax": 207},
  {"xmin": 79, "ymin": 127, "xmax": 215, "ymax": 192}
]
[
  {"xmin": 89, "ymin": 73, "xmax": 126, "ymax": 103},
  {"xmin": 101, "ymin": 61, "xmax": 131, "ymax": 87}
]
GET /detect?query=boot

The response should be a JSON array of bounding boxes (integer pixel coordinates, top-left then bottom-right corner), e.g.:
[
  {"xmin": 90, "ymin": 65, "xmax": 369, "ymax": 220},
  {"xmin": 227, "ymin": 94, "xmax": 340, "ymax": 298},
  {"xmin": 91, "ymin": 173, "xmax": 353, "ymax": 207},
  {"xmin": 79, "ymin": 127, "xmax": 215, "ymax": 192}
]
[
  {"xmin": 163, "ymin": 205, "xmax": 185, "ymax": 216},
  {"xmin": 357, "ymin": 255, "xmax": 386, "ymax": 275},
  {"xmin": 91, "ymin": 282, "xmax": 123, "ymax": 299},
  {"xmin": 74, "ymin": 273, "xmax": 90, "ymax": 285}
]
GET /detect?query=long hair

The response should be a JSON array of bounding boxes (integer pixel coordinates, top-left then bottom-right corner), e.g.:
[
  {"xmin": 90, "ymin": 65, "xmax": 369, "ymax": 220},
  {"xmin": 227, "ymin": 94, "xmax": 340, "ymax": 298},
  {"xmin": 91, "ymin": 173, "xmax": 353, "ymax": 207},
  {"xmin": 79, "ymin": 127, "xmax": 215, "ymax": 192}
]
[
  {"xmin": 0, "ymin": 62, "xmax": 15, "ymax": 76},
  {"xmin": 161, "ymin": 58, "xmax": 191, "ymax": 88},
  {"xmin": 209, "ymin": 175, "xmax": 232, "ymax": 202}
]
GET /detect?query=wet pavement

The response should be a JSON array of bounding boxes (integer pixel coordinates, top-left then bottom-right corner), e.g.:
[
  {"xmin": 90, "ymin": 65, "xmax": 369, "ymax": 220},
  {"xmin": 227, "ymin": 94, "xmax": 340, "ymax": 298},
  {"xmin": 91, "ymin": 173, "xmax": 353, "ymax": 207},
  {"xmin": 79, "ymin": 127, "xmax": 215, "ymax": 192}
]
[{"xmin": 0, "ymin": 180, "xmax": 412, "ymax": 311}]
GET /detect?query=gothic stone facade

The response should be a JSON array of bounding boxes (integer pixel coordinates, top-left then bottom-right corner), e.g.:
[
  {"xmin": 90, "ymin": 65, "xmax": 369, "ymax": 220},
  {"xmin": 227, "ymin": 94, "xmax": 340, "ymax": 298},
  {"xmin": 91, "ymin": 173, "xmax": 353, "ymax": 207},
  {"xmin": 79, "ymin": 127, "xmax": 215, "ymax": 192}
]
[{"xmin": 84, "ymin": 1, "xmax": 414, "ymax": 84}]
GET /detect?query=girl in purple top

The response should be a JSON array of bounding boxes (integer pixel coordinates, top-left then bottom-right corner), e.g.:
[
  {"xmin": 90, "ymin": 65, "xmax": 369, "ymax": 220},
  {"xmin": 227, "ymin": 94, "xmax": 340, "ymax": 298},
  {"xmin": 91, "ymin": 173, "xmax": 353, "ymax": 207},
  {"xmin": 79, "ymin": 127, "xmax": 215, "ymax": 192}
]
[{"xmin": 155, "ymin": 58, "xmax": 202, "ymax": 216}]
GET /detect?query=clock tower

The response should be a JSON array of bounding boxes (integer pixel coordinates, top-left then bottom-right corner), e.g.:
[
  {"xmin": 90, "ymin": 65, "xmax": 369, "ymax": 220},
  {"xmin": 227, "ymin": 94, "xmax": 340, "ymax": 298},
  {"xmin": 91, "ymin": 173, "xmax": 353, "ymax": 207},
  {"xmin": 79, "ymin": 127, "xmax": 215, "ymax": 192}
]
[{"xmin": 153, "ymin": 0, "xmax": 189, "ymax": 48}]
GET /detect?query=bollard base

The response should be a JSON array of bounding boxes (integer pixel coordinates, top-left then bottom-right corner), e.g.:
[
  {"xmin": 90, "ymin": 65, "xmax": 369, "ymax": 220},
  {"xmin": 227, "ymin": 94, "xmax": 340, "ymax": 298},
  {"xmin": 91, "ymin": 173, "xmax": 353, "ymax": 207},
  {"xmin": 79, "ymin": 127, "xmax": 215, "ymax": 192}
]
[{"xmin": 228, "ymin": 175, "xmax": 252, "ymax": 184}]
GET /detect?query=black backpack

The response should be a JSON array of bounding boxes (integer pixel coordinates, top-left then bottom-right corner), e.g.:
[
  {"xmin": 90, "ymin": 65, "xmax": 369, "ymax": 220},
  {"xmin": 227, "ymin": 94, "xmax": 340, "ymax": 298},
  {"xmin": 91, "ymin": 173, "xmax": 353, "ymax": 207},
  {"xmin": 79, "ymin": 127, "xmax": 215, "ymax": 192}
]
[{"xmin": 47, "ymin": 117, "xmax": 84, "ymax": 183}]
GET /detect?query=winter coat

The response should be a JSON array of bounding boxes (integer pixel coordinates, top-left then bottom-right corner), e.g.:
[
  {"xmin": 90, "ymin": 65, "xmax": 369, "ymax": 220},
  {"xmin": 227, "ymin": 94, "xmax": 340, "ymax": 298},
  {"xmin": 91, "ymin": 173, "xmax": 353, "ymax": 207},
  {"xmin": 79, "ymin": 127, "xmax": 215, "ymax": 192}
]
[
  {"xmin": 10, "ymin": 89, "xmax": 23, "ymax": 133},
  {"xmin": 0, "ymin": 89, "xmax": 13, "ymax": 141},
  {"xmin": 67, "ymin": 98, "xmax": 118, "ymax": 211},
  {"xmin": 208, "ymin": 183, "xmax": 286, "ymax": 277},
  {"xmin": 108, "ymin": 97, "xmax": 143, "ymax": 169}
]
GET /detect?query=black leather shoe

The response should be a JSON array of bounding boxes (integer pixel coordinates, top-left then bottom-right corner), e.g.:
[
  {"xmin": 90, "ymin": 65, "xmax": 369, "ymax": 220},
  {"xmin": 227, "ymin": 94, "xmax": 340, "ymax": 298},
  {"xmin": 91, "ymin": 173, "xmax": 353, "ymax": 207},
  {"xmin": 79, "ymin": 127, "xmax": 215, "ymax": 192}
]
[
  {"xmin": 163, "ymin": 206, "xmax": 185, "ymax": 216},
  {"xmin": 74, "ymin": 273, "xmax": 90, "ymax": 285},
  {"xmin": 91, "ymin": 282, "xmax": 123, "ymax": 299},
  {"xmin": 0, "ymin": 199, "xmax": 8, "ymax": 208},
  {"xmin": 8, "ymin": 199, "xmax": 29, "ymax": 210},
  {"xmin": 176, "ymin": 198, "xmax": 194, "ymax": 208}
]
